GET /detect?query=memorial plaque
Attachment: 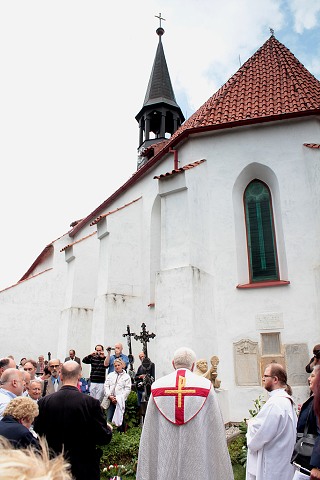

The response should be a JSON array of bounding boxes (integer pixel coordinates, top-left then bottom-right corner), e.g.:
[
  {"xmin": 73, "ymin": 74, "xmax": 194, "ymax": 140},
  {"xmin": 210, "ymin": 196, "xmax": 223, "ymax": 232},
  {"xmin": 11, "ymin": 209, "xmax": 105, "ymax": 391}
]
[
  {"xmin": 234, "ymin": 339, "xmax": 260, "ymax": 386},
  {"xmin": 285, "ymin": 344, "xmax": 309, "ymax": 386},
  {"xmin": 256, "ymin": 312, "xmax": 284, "ymax": 330}
]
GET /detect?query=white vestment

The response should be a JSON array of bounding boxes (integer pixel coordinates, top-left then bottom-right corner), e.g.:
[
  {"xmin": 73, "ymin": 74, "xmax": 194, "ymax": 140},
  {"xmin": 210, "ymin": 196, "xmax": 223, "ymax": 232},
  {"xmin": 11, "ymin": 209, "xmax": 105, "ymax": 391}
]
[
  {"xmin": 136, "ymin": 368, "xmax": 233, "ymax": 480},
  {"xmin": 246, "ymin": 388, "xmax": 297, "ymax": 480}
]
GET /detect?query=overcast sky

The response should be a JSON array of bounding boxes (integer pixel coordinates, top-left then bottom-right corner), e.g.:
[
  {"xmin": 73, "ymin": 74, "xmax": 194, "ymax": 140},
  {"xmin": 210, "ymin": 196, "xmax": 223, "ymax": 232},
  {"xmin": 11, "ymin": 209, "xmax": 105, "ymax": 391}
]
[{"xmin": 0, "ymin": 0, "xmax": 319, "ymax": 290}]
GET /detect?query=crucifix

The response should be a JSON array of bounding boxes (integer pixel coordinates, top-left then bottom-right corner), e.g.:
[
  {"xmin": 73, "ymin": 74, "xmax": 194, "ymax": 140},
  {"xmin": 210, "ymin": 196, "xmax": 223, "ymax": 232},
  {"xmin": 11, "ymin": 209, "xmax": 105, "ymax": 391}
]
[
  {"xmin": 155, "ymin": 12, "xmax": 166, "ymax": 28},
  {"xmin": 134, "ymin": 322, "xmax": 156, "ymax": 358},
  {"xmin": 122, "ymin": 325, "xmax": 135, "ymax": 371}
]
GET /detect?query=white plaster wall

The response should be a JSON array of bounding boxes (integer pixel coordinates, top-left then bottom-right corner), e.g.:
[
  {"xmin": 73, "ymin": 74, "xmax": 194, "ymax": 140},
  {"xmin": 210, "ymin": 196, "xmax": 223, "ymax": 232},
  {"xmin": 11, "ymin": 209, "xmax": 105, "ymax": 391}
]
[
  {"xmin": 0, "ymin": 236, "xmax": 67, "ymax": 362},
  {"xmin": 1, "ymin": 116, "xmax": 319, "ymax": 421}
]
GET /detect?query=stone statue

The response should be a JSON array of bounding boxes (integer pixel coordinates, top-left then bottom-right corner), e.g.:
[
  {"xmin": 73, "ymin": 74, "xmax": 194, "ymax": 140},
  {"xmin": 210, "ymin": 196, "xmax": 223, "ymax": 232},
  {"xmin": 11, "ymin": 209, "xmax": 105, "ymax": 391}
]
[
  {"xmin": 203, "ymin": 355, "xmax": 221, "ymax": 389},
  {"xmin": 194, "ymin": 358, "xmax": 208, "ymax": 376}
]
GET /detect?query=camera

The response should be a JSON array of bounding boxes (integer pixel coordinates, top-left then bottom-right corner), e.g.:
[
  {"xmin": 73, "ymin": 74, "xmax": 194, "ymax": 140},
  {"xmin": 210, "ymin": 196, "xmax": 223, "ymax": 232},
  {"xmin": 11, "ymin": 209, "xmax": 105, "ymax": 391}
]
[{"xmin": 314, "ymin": 350, "xmax": 320, "ymax": 359}]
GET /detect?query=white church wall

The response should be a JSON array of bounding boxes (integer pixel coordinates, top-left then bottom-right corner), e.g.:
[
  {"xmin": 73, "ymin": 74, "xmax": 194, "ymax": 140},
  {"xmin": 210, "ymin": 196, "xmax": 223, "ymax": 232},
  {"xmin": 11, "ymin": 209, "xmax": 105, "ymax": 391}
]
[
  {"xmin": 64, "ymin": 233, "xmax": 99, "ymax": 308},
  {"xmin": 1, "ymin": 114, "xmax": 320, "ymax": 421},
  {"xmin": 0, "ymin": 243, "xmax": 67, "ymax": 361},
  {"xmin": 154, "ymin": 266, "xmax": 216, "ymax": 378},
  {"xmin": 157, "ymin": 118, "xmax": 320, "ymax": 420}
]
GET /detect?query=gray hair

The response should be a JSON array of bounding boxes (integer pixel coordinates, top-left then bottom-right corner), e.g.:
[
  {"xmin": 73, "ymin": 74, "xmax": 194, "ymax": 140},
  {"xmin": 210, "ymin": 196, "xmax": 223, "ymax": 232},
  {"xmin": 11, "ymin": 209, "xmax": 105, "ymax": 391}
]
[
  {"xmin": 29, "ymin": 379, "xmax": 42, "ymax": 386},
  {"xmin": 173, "ymin": 347, "xmax": 196, "ymax": 369}
]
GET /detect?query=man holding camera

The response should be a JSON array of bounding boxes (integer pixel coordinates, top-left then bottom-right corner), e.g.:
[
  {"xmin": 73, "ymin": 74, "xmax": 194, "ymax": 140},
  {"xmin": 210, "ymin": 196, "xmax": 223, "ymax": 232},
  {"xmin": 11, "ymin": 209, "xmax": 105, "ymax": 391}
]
[
  {"xmin": 82, "ymin": 345, "xmax": 108, "ymax": 402},
  {"xmin": 104, "ymin": 343, "xmax": 129, "ymax": 374},
  {"xmin": 135, "ymin": 352, "xmax": 155, "ymax": 406},
  {"xmin": 306, "ymin": 344, "xmax": 320, "ymax": 373}
]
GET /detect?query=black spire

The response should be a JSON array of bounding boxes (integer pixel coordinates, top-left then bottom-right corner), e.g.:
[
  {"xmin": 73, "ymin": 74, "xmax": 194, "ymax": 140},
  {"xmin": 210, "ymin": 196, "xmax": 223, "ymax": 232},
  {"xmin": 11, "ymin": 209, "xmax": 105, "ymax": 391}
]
[{"xmin": 136, "ymin": 19, "xmax": 185, "ymax": 167}]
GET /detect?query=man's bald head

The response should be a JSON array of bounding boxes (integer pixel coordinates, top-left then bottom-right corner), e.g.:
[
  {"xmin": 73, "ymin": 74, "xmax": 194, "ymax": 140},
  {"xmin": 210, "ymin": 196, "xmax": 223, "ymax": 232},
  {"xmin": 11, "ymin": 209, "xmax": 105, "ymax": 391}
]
[
  {"xmin": 61, "ymin": 360, "xmax": 81, "ymax": 386},
  {"xmin": 0, "ymin": 368, "xmax": 24, "ymax": 396}
]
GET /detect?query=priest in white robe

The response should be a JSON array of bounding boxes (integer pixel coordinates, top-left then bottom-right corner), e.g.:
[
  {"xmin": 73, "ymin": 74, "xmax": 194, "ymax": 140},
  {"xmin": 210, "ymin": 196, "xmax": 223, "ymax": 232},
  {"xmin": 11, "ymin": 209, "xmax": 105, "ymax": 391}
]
[
  {"xmin": 246, "ymin": 363, "xmax": 297, "ymax": 480},
  {"xmin": 136, "ymin": 347, "xmax": 233, "ymax": 480}
]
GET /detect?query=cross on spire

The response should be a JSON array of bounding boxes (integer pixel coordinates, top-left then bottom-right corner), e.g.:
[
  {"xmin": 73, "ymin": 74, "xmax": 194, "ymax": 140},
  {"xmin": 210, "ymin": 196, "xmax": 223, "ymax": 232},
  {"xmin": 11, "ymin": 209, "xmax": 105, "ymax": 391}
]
[
  {"xmin": 134, "ymin": 322, "xmax": 156, "ymax": 358},
  {"xmin": 155, "ymin": 12, "xmax": 166, "ymax": 28}
]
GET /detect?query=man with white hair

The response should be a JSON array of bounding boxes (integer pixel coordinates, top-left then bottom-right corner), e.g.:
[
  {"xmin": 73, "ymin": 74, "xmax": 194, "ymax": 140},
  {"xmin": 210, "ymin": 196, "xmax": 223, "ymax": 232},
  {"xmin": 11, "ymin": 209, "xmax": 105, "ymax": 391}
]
[
  {"xmin": 0, "ymin": 368, "xmax": 25, "ymax": 420},
  {"xmin": 27, "ymin": 380, "xmax": 42, "ymax": 402},
  {"xmin": 136, "ymin": 347, "xmax": 233, "ymax": 479},
  {"xmin": 104, "ymin": 342, "xmax": 129, "ymax": 373}
]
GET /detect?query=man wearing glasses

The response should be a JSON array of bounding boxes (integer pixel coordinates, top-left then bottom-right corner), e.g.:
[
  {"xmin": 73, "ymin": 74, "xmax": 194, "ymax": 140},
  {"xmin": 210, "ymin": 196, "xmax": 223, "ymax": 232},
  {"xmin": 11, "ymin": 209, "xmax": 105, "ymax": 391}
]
[
  {"xmin": 82, "ymin": 345, "xmax": 107, "ymax": 402},
  {"xmin": 43, "ymin": 359, "xmax": 62, "ymax": 396},
  {"xmin": 246, "ymin": 363, "xmax": 297, "ymax": 480}
]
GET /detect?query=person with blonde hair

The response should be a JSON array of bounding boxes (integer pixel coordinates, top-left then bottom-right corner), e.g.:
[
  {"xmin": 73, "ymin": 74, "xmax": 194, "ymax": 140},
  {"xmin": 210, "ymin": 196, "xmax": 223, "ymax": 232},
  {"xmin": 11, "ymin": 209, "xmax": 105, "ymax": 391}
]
[
  {"xmin": 0, "ymin": 396, "xmax": 39, "ymax": 448},
  {"xmin": 0, "ymin": 436, "xmax": 72, "ymax": 479},
  {"xmin": 103, "ymin": 357, "xmax": 131, "ymax": 429}
]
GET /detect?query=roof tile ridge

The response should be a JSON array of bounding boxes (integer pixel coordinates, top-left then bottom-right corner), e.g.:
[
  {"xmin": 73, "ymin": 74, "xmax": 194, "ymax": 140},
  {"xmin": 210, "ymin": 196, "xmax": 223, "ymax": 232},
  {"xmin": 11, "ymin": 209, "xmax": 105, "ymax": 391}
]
[{"xmin": 271, "ymin": 37, "xmax": 320, "ymax": 109}]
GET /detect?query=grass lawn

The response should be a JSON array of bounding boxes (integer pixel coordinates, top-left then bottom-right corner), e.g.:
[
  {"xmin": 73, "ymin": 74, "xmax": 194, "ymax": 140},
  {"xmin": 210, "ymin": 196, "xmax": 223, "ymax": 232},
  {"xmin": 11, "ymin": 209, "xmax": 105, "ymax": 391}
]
[{"xmin": 233, "ymin": 463, "xmax": 246, "ymax": 480}]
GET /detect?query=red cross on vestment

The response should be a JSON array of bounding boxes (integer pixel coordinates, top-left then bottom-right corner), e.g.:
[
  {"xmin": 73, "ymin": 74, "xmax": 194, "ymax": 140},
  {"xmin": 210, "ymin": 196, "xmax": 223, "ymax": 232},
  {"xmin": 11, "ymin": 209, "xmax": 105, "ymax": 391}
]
[{"xmin": 152, "ymin": 369, "xmax": 210, "ymax": 425}]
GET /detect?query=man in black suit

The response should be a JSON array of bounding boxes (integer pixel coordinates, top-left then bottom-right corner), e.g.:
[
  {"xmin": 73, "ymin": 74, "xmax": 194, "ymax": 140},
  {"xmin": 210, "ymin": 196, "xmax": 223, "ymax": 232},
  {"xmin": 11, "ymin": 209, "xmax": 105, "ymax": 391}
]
[
  {"xmin": 64, "ymin": 349, "xmax": 81, "ymax": 365},
  {"xmin": 34, "ymin": 361, "xmax": 112, "ymax": 480}
]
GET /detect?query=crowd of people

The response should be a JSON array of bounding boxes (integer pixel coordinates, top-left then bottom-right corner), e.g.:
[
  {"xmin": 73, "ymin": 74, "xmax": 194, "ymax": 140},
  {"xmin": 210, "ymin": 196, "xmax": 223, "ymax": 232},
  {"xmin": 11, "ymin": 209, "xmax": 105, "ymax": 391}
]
[{"xmin": 1, "ymin": 343, "xmax": 320, "ymax": 479}]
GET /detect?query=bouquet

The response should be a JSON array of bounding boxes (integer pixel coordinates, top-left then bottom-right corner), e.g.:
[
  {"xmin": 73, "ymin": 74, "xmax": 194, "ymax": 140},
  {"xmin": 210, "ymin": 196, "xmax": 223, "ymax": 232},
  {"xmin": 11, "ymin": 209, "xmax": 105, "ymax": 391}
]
[{"xmin": 103, "ymin": 463, "xmax": 133, "ymax": 479}]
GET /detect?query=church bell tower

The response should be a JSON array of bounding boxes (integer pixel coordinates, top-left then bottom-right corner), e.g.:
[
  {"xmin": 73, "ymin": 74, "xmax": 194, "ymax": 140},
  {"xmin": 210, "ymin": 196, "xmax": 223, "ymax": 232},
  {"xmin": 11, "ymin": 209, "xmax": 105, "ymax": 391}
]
[{"xmin": 136, "ymin": 15, "xmax": 185, "ymax": 168}]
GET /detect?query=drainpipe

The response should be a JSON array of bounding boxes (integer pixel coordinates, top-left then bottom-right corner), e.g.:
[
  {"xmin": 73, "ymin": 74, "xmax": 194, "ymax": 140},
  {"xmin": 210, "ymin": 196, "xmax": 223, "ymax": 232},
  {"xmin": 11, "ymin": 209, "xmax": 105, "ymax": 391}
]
[{"xmin": 169, "ymin": 148, "xmax": 179, "ymax": 170}]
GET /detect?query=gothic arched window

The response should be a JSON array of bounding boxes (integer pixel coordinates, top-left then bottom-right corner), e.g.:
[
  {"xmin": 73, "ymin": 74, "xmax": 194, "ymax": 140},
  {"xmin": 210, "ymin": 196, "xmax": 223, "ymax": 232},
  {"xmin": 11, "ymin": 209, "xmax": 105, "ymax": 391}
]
[{"xmin": 244, "ymin": 180, "xmax": 279, "ymax": 282}]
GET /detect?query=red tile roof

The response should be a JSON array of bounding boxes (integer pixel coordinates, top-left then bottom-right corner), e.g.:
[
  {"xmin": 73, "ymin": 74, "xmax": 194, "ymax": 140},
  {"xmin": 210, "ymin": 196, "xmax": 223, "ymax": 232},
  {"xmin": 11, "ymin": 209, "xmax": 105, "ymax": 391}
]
[
  {"xmin": 173, "ymin": 35, "xmax": 320, "ymax": 137},
  {"xmin": 69, "ymin": 36, "xmax": 320, "ymax": 238},
  {"xmin": 304, "ymin": 143, "xmax": 320, "ymax": 149},
  {"xmin": 90, "ymin": 196, "xmax": 142, "ymax": 226},
  {"xmin": 60, "ymin": 231, "xmax": 97, "ymax": 252},
  {"xmin": 154, "ymin": 159, "xmax": 206, "ymax": 179},
  {"xmin": 19, "ymin": 245, "xmax": 54, "ymax": 281}
]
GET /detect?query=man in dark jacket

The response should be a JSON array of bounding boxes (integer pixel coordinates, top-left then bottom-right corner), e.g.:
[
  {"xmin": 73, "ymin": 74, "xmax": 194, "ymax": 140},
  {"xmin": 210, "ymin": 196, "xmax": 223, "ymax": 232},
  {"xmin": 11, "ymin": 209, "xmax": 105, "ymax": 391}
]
[
  {"xmin": 64, "ymin": 349, "xmax": 81, "ymax": 365},
  {"xmin": 34, "ymin": 360, "xmax": 112, "ymax": 480}
]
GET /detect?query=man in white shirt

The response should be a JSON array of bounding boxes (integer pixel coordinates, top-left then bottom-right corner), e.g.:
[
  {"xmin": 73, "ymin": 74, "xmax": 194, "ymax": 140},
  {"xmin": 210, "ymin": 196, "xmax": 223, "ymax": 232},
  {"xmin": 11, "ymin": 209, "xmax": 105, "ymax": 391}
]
[
  {"xmin": 0, "ymin": 368, "xmax": 25, "ymax": 419},
  {"xmin": 246, "ymin": 363, "xmax": 297, "ymax": 480}
]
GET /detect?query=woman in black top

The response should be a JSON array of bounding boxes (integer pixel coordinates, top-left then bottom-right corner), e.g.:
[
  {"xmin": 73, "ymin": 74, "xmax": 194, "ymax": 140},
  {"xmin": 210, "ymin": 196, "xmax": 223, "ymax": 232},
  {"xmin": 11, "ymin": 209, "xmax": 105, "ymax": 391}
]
[{"xmin": 0, "ymin": 396, "xmax": 39, "ymax": 449}]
